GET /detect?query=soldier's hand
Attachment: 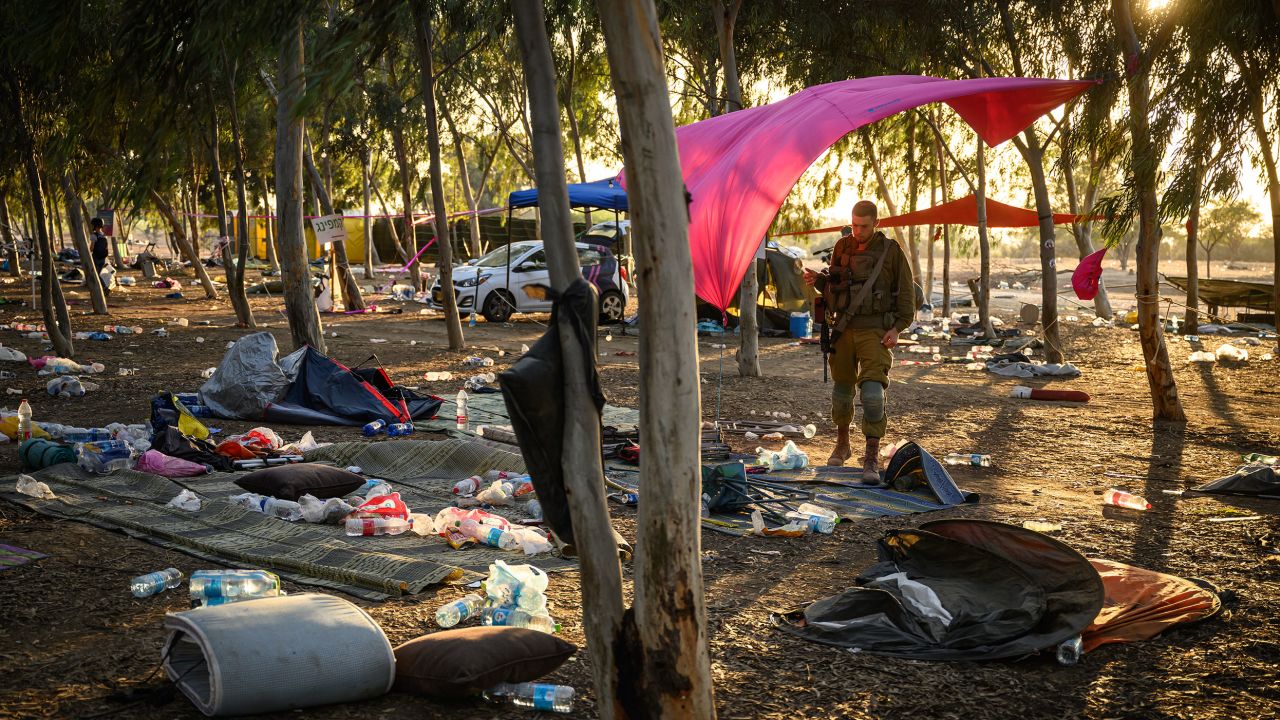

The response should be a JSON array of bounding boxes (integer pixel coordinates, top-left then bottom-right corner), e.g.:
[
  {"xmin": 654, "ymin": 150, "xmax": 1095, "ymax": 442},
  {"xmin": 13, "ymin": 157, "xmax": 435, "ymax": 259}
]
[
  {"xmin": 802, "ymin": 268, "xmax": 818, "ymax": 286},
  {"xmin": 881, "ymin": 328, "xmax": 899, "ymax": 348}
]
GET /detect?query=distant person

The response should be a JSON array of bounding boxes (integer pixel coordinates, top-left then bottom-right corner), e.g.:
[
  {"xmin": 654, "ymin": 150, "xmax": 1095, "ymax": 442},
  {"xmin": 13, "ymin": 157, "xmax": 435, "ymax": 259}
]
[
  {"xmin": 90, "ymin": 217, "xmax": 110, "ymax": 297},
  {"xmin": 803, "ymin": 200, "xmax": 913, "ymax": 481}
]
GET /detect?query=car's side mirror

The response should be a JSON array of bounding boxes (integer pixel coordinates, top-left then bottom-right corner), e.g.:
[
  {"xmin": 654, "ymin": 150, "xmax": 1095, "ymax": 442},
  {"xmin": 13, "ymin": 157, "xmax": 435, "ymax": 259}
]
[{"xmin": 514, "ymin": 261, "xmax": 536, "ymax": 273}]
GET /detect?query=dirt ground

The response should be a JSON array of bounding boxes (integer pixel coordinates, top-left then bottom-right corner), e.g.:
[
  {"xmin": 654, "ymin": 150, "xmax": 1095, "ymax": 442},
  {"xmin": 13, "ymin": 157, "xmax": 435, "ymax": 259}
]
[{"xmin": 1, "ymin": 256, "xmax": 1278, "ymax": 720}]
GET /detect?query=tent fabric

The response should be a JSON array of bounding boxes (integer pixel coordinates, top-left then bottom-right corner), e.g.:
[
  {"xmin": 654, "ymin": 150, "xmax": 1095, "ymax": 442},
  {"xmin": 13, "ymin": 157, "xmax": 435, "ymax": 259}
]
[
  {"xmin": 1080, "ymin": 559, "xmax": 1222, "ymax": 653},
  {"xmin": 1191, "ymin": 464, "xmax": 1280, "ymax": 496},
  {"xmin": 1163, "ymin": 276, "xmax": 1275, "ymax": 312},
  {"xmin": 200, "ymin": 331, "xmax": 290, "ymax": 420},
  {"xmin": 772, "ymin": 520, "xmax": 1104, "ymax": 660},
  {"xmin": 264, "ymin": 347, "xmax": 440, "ymax": 426},
  {"xmin": 498, "ymin": 278, "xmax": 606, "ymax": 549},
  {"xmin": 775, "ymin": 194, "xmax": 1100, "ymax": 238},
  {"xmin": 630, "ymin": 75, "xmax": 1097, "ymax": 310},
  {"xmin": 507, "ymin": 178, "xmax": 629, "ymax": 212},
  {"xmin": 1073, "ymin": 248, "xmax": 1107, "ymax": 301}
]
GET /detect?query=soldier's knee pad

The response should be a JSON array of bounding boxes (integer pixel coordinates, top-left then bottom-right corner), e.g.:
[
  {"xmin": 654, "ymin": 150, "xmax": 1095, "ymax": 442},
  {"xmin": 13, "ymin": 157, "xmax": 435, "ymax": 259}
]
[
  {"xmin": 859, "ymin": 380, "xmax": 885, "ymax": 422},
  {"xmin": 832, "ymin": 383, "xmax": 855, "ymax": 422}
]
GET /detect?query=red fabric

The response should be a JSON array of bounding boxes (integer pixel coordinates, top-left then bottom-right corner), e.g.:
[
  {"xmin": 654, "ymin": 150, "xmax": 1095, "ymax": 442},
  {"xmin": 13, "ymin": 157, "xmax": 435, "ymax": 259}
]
[
  {"xmin": 776, "ymin": 194, "xmax": 1100, "ymax": 236},
  {"xmin": 1072, "ymin": 248, "xmax": 1107, "ymax": 301},
  {"xmin": 1027, "ymin": 388, "xmax": 1090, "ymax": 403},
  {"xmin": 619, "ymin": 75, "xmax": 1097, "ymax": 310}
]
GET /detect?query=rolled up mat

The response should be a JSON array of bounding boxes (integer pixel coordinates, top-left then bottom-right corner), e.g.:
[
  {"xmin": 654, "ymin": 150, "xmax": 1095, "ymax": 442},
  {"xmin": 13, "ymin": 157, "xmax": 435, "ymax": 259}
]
[
  {"xmin": 161, "ymin": 593, "xmax": 394, "ymax": 717},
  {"xmin": 19, "ymin": 439, "xmax": 76, "ymax": 471},
  {"xmin": 1011, "ymin": 386, "xmax": 1090, "ymax": 403}
]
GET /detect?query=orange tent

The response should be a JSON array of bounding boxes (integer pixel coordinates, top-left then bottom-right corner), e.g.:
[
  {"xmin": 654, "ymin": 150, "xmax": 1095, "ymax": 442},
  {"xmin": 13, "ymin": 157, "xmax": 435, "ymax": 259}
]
[{"xmin": 773, "ymin": 194, "xmax": 1100, "ymax": 237}]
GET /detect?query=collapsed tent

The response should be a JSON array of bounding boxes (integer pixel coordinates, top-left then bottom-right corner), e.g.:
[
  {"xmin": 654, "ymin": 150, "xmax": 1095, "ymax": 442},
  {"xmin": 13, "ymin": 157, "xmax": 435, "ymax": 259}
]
[
  {"xmin": 698, "ymin": 241, "xmax": 812, "ymax": 332},
  {"xmin": 200, "ymin": 332, "xmax": 441, "ymax": 426},
  {"xmin": 1164, "ymin": 276, "xmax": 1275, "ymax": 314},
  {"xmin": 1190, "ymin": 464, "xmax": 1280, "ymax": 497},
  {"xmin": 626, "ymin": 75, "xmax": 1097, "ymax": 311},
  {"xmin": 773, "ymin": 520, "xmax": 1222, "ymax": 660}
]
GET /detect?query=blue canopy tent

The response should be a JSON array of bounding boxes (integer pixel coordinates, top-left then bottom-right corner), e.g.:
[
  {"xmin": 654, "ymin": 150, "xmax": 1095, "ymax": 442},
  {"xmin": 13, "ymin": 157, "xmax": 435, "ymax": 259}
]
[
  {"xmin": 495, "ymin": 179, "xmax": 630, "ymax": 320},
  {"xmin": 507, "ymin": 178, "xmax": 629, "ymax": 211}
]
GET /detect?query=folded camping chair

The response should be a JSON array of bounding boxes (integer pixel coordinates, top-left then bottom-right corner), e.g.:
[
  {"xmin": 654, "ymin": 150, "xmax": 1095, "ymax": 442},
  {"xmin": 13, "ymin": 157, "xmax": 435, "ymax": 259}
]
[{"xmin": 702, "ymin": 460, "xmax": 813, "ymax": 523}]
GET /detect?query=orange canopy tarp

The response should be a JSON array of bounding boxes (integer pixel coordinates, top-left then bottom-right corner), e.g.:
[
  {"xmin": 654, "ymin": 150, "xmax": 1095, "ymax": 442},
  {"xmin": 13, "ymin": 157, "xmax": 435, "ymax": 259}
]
[{"xmin": 773, "ymin": 194, "xmax": 1100, "ymax": 237}]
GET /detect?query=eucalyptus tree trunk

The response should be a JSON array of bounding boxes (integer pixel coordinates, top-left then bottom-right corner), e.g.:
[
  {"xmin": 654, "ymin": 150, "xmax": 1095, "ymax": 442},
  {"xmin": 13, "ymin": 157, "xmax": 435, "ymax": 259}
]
[
  {"xmin": 361, "ymin": 146, "xmax": 378, "ymax": 278},
  {"xmin": 1112, "ymin": 0, "xmax": 1184, "ymax": 421},
  {"xmin": 513, "ymin": 6, "xmax": 625, "ymax": 717},
  {"xmin": 596, "ymin": 0, "xmax": 717, "ymax": 716},
  {"xmin": 19, "ymin": 145, "xmax": 73, "ymax": 357},
  {"xmin": 304, "ymin": 132, "xmax": 365, "ymax": 310},
  {"xmin": 257, "ymin": 176, "xmax": 281, "ymax": 273},
  {"xmin": 148, "ymin": 189, "xmax": 217, "ymax": 298},
  {"xmin": 975, "ymin": 138, "xmax": 996, "ymax": 339},
  {"xmin": 209, "ymin": 104, "xmax": 256, "ymax": 327},
  {"xmin": 274, "ymin": 17, "xmax": 326, "ymax": 353},
  {"xmin": 411, "ymin": 0, "xmax": 465, "ymax": 350},
  {"xmin": 60, "ymin": 173, "xmax": 108, "ymax": 314},
  {"xmin": 1016, "ymin": 132, "xmax": 1064, "ymax": 363},
  {"xmin": 372, "ymin": 179, "xmax": 411, "ymax": 264},
  {"xmin": 1230, "ymin": 47, "xmax": 1280, "ymax": 333},
  {"xmin": 224, "ymin": 67, "xmax": 258, "ymax": 327},
  {"xmin": 937, "ymin": 134, "xmax": 951, "ymax": 317},
  {"xmin": 1062, "ymin": 141, "xmax": 1113, "ymax": 318},
  {"xmin": 713, "ymin": 0, "xmax": 759, "ymax": 377},
  {"xmin": 1184, "ymin": 182, "xmax": 1201, "ymax": 333},
  {"xmin": 906, "ymin": 114, "xmax": 924, "ymax": 298},
  {"xmin": 390, "ymin": 124, "xmax": 422, "ymax": 287},
  {"xmin": 441, "ymin": 100, "xmax": 483, "ymax": 259},
  {"xmin": 0, "ymin": 188, "xmax": 21, "ymax": 278}
]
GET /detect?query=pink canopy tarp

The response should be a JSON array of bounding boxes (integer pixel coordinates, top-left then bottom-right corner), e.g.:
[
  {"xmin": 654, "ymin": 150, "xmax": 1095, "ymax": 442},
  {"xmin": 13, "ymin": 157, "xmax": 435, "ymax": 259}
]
[
  {"xmin": 775, "ymin": 193, "xmax": 1102, "ymax": 237},
  {"xmin": 627, "ymin": 75, "xmax": 1097, "ymax": 310}
]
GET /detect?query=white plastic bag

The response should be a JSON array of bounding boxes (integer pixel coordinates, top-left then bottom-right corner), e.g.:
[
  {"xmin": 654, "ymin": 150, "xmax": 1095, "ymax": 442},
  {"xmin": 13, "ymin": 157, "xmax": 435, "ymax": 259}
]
[
  {"xmin": 16, "ymin": 474, "xmax": 56, "ymax": 500},
  {"xmin": 166, "ymin": 489, "xmax": 202, "ymax": 512}
]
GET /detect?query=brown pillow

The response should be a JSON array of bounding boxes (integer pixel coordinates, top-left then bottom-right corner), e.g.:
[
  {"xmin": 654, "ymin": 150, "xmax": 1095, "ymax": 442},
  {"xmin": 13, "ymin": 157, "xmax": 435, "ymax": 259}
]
[
  {"xmin": 234, "ymin": 463, "xmax": 364, "ymax": 501},
  {"xmin": 393, "ymin": 626, "xmax": 576, "ymax": 698}
]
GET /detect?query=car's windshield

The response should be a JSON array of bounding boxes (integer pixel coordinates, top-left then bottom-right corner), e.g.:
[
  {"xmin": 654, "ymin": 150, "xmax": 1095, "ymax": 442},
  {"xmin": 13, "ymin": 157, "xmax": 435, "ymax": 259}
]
[{"xmin": 474, "ymin": 242, "xmax": 539, "ymax": 268}]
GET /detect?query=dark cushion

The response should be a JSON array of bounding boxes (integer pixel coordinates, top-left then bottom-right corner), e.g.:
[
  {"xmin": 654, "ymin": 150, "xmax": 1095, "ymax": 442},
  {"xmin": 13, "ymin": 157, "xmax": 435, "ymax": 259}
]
[
  {"xmin": 393, "ymin": 626, "xmax": 576, "ymax": 698},
  {"xmin": 234, "ymin": 464, "xmax": 364, "ymax": 501}
]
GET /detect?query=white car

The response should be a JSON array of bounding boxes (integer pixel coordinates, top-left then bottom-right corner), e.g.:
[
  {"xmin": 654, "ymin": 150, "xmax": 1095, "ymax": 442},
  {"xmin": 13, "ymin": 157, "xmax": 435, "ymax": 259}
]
[{"xmin": 429, "ymin": 241, "xmax": 629, "ymax": 324}]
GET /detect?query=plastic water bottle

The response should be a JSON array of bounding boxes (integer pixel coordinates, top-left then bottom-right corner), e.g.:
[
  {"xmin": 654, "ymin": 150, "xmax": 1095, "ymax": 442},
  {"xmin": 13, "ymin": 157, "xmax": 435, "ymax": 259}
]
[
  {"xmin": 387, "ymin": 422, "xmax": 414, "ymax": 437},
  {"xmin": 785, "ymin": 503, "xmax": 838, "ymax": 534},
  {"xmin": 189, "ymin": 569, "xmax": 281, "ymax": 606},
  {"xmin": 1056, "ymin": 634, "xmax": 1084, "ymax": 665},
  {"xmin": 362, "ymin": 419, "xmax": 387, "ymax": 437},
  {"xmin": 344, "ymin": 516, "xmax": 411, "ymax": 536},
  {"xmin": 484, "ymin": 683, "xmax": 575, "ymax": 714},
  {"xmin": 469, "ymin": 310, "xmax": 477, "ymax": 327},
  {"xmin": 63, "ymin": 428, "xmax": 113, "ymax": 443},
  {"xmin": 943, "ymin": 453, "xmax": 991, "ymax": 467},
  {"xmin": 1103, "ymin": 488, "xmax": 1151, "ymax": 511},
  {"xmin": 77, "ymin": 440, "xmax": 135, "ymax": 474},
  {"xmin": 526, "ymin": 498, "xmax": 542, "ymax": 520},
  {"xmin": 509, "ymin": 609, "xmax": 558, "ymax": 634},
  {"xmin": 262, "ymin": 497, "xmax": 303, "ymax": 521},
  {"xmin": 17, "ymin": 399, "xmax": 32, "ymax": 440},
  {"xmin": 461, "ymin": 519, "xmax": 519, "ymax": 550},
  {"xmin": 434, "ymin": 593, "xmax": 484, "ymax": 628},
  {"xmin": 453, "ymin": 476, "xmax": 481, "ymax": 495},
  {"xmin": 130, "ymin": 567, "xmax": 182, "ymax": 598},
  {"xmin": 456, "ymin": 389, "xmax": 468, "ymax": 431}
]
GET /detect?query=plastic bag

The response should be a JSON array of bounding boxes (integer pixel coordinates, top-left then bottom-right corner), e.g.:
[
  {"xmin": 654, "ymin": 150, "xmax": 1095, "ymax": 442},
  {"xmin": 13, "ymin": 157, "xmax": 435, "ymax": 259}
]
[
  {"xmin": 299, "ymin": 493, "xmax": 357, "ymax": 523},
  {"xmin": 16, "ymin": 474, "xmax": 56, "ymax": 500},
  {"xmin": 509, "ymin": 526, "xmax": 553, "ymax": 555},
  {"xmin": 486, "ymin": 560, "xmax": 549, "ymax": 614},
  {"xmin": 354, "ymin": 492, "xmax": 411, "ymax": 521},
  {"xmin": 756, "ymin": 440, "xmax": 809, "ymax": 470},
  {"xmin": 278, "ymin": 431, "xmax": 326, "ymax": 455},
  {"xmin": 239, "ymin": 427, "xmax": 283, "ymax": 451},
  {"xmin": 136, "ymin": 450, "xmax": 210, "ymax": 478},
  {"xmin": 166, "ymin": 489, "xmax": 202, "ymax": 511},
  {"xmin": 1215, "ymin": 344, "xmax": 1248, "ymax": 362}
]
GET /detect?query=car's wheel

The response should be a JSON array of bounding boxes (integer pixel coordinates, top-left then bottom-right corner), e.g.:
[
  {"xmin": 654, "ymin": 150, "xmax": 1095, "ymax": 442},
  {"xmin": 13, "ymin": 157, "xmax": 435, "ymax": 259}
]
[
  {"xmin": 598, "ymin": 289, "xmax": 625, "ymax": 324},
  {"xmin": 482, "ymin": 289, "xmax": 516, "ymax": 323}
]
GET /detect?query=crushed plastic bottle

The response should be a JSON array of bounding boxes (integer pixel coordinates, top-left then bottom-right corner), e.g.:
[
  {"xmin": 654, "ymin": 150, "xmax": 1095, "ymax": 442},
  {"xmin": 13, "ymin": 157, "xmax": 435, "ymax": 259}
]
[
  {"xmin": 462, "ymin": 519, "xmax": 519, "ymax": 549},
  {"xmin": 476, "ymin": 480, "xmax": 513, "ymax": 506},
  {"xmin": 435, "ymin": 593, "xmax": 485, "ymax": 628},
  {"xmin": 1056, "ymin": 634, "xmax": 1084, "ymax": 665},
  {"xmin": 452, "ymin": 476, "xmax": 481, "ymax": 496},
  {"xmin": 526, "ymin": 498, "xmax": 543, "ymax": 520},
  {"xmin": 484, "ymin": 683, "xmax": 574, "ymax": 713},
  {"xmin": 189, "ymin": 569, "xmax": 281, "ymax": 606},
  {"xmin": 231, "ymin": 493, "xmax": 304, "ymax": 521},
  {"xmin": 784, "ymin": 503, "xmax": 838, "ymax": 534},
  {"xmin": 16, "ymin": 474, "xmax": 56, "ymax": 499},
  {"xmin": 345, "ymin": 516, "xmax": 411, "ymax": 536},
  {"xmin": 1103, "ymin": 488, "xmax": 1151, "ymax": 511},
  {"xmin": 943, "ymin": 453, "xmax": 991, "ymax": 467},
  {"xmin": 77, "ymin": 440, "xmax": 136, "ymax": 474},
  {"xmin": 463, "ymin": 356, "xmax": 495, "ymax": 367},
  {"xmin": 130, "ymin": 568, "xmax": 182, "ymax": 598}
]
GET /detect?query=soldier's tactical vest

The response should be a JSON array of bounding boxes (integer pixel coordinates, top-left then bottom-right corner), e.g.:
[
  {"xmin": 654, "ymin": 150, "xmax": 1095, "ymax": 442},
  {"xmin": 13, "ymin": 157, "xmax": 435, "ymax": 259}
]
[{"xmin": 826, "ymin": 232, "xmax": 898, "ymax": 325}]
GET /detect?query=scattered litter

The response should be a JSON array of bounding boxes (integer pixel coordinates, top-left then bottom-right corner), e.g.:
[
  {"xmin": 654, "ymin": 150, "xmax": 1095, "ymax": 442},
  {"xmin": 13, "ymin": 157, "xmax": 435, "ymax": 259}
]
[
  {"xmin": 1215, "ymin": 344, "xmax": 1248, "ymax": 362},
  {"xmin": 1204, "ymin": 515, "xmax": 1263, "ymax": 523},
  {"xmin": 370, "ymin": 338, "xmax": 388, "ymax": 344},
  {"xmin": 1103, "ymin": 488, "xmax": 1150, "ymax": 511},
  {"xmin": 196, "ymin": 337, "xmax": 205, "ymax": 343},
  {"xmin": 166, "ymin": 489, "xmax": 202, "ymax": 511},
  {"xmin": 1022, "ymin": 520, "xmax": 1062, "ymax": 533},
  {"xmin": 201, "ymin": 367, "xmax": 216, "ymax": 378},
  {"xmin": 15, "ymin": 473, "xmax": 56, "ymax": 499},
  {"xmin": 1188, "ymin": 350, "xmax": 1216, "ymax": 363},
  {"xmin": 755, "ymin": 440, "xmax": 809, "ymax": 470},
  {"xmin": 423, "ymin": 371, "xmax": 454, "ymax": 381}
]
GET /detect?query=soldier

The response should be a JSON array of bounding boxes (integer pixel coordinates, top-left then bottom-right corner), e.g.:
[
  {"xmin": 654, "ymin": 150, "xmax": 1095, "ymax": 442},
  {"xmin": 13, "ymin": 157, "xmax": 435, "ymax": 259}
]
[{"xmin": 803, "ymin": 200, "xmax": 914, "ymax": 482}]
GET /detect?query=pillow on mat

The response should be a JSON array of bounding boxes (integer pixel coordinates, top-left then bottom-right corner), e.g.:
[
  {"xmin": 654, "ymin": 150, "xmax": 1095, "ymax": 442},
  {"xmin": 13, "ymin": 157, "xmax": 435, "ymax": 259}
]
[
  {"xmin": 393, "ymin": 626, "xmax": 576, "ymax": 698},
  {"xmin": 234, "ymin": 464, "xmax": 364, "ymax": 501}
]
